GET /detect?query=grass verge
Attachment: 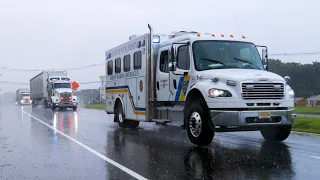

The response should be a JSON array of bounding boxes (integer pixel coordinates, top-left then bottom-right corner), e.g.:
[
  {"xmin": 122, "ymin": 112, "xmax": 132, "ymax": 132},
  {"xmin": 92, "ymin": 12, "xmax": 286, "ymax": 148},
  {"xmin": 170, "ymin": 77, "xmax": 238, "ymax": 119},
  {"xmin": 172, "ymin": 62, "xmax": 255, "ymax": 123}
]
[
  {"xmin": 84, "ymin": 104, "xmax": 105, "ymax": 110},
  {"xmin": 292, "ymin": 117, "xmax": 320, "ymax": 134},
  {"xmin": 295, "ymin": 106, "xmax": 320, "ymax": 115}
]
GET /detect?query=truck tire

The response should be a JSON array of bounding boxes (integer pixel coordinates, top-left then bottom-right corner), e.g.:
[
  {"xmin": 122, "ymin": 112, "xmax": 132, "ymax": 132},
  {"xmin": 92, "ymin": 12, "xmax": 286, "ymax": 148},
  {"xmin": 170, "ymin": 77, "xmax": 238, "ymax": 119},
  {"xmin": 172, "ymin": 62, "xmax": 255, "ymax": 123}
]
[
  {"xmin": 32, "ymin": 101, "xmax": 37, "ymax": 108},
  {"xmin": 260, "ymin": 125, "xmax": 292, "ymax": 141},
  {"xmin": 43, "ymin": 100, "xmax": 49, "ymax": 109},
  {"xmin": 114, "ymin": 102, "xmax": 139, "ymax": 129},
  {"xmin": 51, "ymin": 105, "xmax": 56, "ymax": 110},
  {"xmin": 114, "ymin": 103, "xmax": 126, "ymax": 128},
  {"xmin": 73, "ymin": 106, "xmax": 77, "ymax": 111},
  {"xmin": 186, "ymin": 101, "xmax": 215, "ymax": 146}
]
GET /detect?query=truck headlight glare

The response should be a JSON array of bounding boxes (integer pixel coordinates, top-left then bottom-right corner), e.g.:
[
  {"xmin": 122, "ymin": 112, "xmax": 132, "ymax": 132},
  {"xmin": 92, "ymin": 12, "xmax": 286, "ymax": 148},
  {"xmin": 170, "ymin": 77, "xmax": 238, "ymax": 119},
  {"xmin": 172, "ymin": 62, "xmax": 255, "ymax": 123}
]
[
  {"xmin": 288, "ymin": 89, "xmax": 295, "ymax": 98},
  {"xmin": 208, "ymin": 88, "xmax": 232, "ymax": 98}
]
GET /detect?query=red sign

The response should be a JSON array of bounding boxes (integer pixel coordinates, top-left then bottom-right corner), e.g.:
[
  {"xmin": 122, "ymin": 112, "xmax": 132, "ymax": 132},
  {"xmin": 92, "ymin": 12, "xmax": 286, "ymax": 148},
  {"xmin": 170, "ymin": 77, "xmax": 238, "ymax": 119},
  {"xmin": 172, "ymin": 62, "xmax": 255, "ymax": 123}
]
[{"xmin": 72, "ymin": 81, "xmax": 80, "ymax": 91}]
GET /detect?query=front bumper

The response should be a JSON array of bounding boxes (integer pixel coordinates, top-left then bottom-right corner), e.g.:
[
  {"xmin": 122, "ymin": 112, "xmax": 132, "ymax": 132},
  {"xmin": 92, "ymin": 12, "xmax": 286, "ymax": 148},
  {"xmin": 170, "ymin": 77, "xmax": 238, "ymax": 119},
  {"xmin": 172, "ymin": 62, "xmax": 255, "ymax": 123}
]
[
  {"xmin": 53, "ymin": 102, "xmax": 78, "ymax": 107},
  {"xmin": 210, "ymin": 109, "xmax": 296, "ymax": 126},
  {"xmin": 20, "ymin": 102, "xmax": 31, "ymax": 105}
]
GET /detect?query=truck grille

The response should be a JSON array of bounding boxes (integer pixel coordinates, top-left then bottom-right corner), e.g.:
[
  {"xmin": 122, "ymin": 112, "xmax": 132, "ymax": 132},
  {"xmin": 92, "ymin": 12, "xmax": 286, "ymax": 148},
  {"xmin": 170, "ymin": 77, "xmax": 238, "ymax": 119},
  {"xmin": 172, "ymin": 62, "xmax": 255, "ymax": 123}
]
[
  {"xmin": 60, "ymin": 92, "xmax": 72, "ymax": 102},
  {"xmin": 241, "ymin": 83, "xmax": 284, "ymax": 100}
]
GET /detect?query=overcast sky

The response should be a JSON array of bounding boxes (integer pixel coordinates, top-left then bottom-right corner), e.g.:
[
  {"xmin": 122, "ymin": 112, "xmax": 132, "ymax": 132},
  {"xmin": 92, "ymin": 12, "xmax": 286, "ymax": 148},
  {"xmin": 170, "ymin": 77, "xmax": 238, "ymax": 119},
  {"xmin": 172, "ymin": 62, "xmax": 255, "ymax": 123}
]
[{"xmin": 0, "ymin": 0, "xmax": 319, "ymax": 93}]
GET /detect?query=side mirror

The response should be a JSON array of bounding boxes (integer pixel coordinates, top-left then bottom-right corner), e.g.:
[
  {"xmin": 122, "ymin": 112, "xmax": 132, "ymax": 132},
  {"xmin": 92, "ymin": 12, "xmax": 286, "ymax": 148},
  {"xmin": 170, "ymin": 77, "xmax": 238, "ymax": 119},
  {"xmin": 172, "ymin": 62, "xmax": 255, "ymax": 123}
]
[
  {"xmin": 168, "ymin": 62, "xmax": 177, "ymax": 71},
  {"xmin": 263, "ymin": 64, "xmax": 267, "ymax": 70},
  {"xmin": 261, "ymin": 48, "xmax": 268, "ymax": 70},
  {"xmin": 170, "ymin": 46, "xmax": 174, "ymax": 62},
  {"xmin": 284, "ymin": 76, "xmax": 291, "ymax": 83},
  {"xmin": 262, "ymin": 49, "xmax": 267, "ymax": 61}
]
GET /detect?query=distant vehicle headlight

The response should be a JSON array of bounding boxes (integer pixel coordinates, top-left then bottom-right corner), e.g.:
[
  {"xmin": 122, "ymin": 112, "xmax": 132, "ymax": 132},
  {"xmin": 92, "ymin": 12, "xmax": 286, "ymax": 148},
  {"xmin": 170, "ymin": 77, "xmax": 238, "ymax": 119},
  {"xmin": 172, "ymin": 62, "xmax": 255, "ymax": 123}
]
[{"xmin": 208, "ymin": 88, "xmax": 232, "ymax": 98}]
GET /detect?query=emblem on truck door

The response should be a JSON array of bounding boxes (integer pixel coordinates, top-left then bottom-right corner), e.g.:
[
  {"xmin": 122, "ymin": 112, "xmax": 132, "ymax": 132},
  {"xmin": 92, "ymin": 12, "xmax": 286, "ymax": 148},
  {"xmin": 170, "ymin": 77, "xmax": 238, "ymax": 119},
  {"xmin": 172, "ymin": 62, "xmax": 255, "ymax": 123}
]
[{"xmin": 160, "ymin": 80, "xmax": 168, "ymax": 88}]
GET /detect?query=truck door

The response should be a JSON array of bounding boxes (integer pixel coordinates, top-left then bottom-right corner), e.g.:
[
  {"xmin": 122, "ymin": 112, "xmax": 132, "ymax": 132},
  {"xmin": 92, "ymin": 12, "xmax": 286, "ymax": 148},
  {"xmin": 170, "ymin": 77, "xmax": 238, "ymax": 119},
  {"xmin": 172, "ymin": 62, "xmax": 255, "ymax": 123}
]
[
  {"xmin": 169, "ymin": 43, "xmax": 191, "ymax": 102},
  {"xmin": 156, "ymin": 47, "xmax": 170, "ymax": 101}
]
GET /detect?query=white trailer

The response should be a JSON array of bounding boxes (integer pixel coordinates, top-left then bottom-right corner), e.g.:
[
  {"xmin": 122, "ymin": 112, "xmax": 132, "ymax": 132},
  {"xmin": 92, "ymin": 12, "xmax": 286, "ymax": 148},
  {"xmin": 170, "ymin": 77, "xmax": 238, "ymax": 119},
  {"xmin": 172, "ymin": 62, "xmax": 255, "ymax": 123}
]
[
  {"xmin": 30, "ymin": 71, "xmax": 78, "ymax": 110},
  {"xmin": 15, "ymin": 88, "xmax": 31, "ymax": 105},
  {"xmin": 105, "ymin": 24, "xmax": 296, "ymax": 146}
]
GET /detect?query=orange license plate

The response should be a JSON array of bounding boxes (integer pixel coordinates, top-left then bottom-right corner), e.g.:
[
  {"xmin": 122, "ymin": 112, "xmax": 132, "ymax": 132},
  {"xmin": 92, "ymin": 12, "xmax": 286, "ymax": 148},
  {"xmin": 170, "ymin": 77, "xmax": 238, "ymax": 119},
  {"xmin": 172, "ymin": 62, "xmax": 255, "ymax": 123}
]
[{"xmin": 259, "ymin": 112, "xmax": 271, "ymax": 119}]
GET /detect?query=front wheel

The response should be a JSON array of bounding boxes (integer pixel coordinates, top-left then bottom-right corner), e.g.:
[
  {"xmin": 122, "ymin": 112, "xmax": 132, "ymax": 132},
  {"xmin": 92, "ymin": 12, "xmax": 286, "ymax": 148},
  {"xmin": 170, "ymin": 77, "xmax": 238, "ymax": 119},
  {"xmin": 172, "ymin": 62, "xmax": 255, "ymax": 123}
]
[
  {"xmin": 260, "ymin": 125, "xmax": 292, "ymax": 141},
  {"xmin": 186, "ymin": 102, "xmax": 215, "ymax": 146},
  {"xmin": 73, "ymin": 106, "xmax": 77, "ymax": 111}
]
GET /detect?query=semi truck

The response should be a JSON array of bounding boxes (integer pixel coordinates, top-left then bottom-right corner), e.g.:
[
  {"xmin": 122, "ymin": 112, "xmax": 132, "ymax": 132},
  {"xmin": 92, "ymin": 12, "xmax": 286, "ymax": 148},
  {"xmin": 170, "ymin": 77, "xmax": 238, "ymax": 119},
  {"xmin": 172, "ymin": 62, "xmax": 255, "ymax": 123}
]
[
  {"xmin": 30, "ymin": 71, "xmax": 78, "ymax": 111},
  {"xmin": 104, "ymin": 24, "xmax": 296, "ymax": 146},
  {"xmin": 15, "ymin": 88, "xmax": 31, "ymax": 105}
]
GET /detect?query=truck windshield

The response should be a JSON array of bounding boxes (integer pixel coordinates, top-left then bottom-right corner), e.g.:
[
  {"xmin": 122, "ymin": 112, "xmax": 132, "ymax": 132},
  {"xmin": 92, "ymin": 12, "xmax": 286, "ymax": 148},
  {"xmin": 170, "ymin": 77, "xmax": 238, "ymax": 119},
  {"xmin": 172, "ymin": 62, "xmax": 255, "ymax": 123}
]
[
  {"xmin": 192, "ymin": 40, "xmax": 264, "ymax": 71},
  {"xmin": 21, "ymin": 94, "xmax": 29, "ymax": 97},
  {"xmin": 54, "ymin": 83, "xmax": 71, "ymax": 89}
]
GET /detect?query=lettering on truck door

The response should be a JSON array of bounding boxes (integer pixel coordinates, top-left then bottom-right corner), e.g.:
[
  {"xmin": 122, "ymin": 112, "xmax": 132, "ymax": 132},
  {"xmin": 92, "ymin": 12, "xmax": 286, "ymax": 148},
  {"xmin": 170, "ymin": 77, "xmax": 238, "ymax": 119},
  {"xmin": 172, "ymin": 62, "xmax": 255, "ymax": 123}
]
[{"xmin": 169, "ymin": 44, "xmax": 191, "ymax": 102}]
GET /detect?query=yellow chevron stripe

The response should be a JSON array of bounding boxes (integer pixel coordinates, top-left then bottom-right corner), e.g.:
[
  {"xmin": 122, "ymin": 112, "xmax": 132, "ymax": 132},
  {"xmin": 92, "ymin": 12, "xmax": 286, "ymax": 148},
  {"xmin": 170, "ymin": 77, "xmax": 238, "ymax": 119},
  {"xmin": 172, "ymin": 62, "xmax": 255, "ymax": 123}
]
[{"xmin": 106, "ymin": 89, "xmax": 146, "ymax": 115}]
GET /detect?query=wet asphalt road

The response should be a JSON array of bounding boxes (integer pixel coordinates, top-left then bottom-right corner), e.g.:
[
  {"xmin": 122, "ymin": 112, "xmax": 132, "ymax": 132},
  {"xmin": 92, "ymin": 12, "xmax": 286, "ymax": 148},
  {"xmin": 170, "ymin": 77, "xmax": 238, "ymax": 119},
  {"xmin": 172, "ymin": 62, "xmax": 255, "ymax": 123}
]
[{"xmin": 1, "ymin": 104, "xmax": 320, "ymax": 180}]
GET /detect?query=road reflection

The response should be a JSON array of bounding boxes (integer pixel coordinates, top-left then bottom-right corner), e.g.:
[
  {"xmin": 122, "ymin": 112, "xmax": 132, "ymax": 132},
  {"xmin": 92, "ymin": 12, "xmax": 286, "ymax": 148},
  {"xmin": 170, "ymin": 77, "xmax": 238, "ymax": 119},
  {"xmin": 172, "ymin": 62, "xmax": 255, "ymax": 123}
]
[
  {"xmin": 107, "ymin": 128, "xmax": 294, "ymax": 180},
  {"xmin": 183, "ymin": 141, "xmax": 293, "ymax": 180},
  {"xmin": 30, "ymin": 108, "xmax": 79, "ymax": 139}
]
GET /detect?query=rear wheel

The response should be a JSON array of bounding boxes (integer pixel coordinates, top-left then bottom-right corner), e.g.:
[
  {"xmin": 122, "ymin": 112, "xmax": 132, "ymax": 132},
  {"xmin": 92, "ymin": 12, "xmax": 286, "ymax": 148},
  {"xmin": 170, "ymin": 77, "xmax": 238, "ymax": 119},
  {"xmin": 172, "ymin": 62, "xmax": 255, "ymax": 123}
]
[
  {"xmin": 43, "ymin": 100, "xmax": 49, "ymax": 109},
  {"xmin": 115, "ymin": 103, "xmax": 126, "ymax": 128},
  {"xmin": 114, "ymin": 102, "xmax": 139, "ymax": 129},
  {"xmin": 260, "ymin": 125, "xmax": 292, "ymax": 141},
  {"xmin": 32, "ymin": 101, "xmax": 37, "ymax": 108},
  {"xmin": 186, "ymin": 100, "xmax": 215, "ymax": 146}
]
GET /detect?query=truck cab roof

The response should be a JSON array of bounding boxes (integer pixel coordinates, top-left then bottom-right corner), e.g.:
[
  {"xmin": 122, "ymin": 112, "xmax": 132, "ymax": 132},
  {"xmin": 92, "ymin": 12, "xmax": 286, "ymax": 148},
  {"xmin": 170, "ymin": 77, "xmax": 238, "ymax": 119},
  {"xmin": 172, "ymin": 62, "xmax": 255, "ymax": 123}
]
[{"xmin": 154, "ymin": 33, "xmax": 253, "ymax": 49}]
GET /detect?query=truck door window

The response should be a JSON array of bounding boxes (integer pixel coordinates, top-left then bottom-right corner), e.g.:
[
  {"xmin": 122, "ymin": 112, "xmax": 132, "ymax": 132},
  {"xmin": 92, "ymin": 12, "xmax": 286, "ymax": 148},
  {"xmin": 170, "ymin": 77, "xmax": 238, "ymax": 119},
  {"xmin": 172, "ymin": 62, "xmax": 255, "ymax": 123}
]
[
  {"xmin": 115, "ymin": 58, "xmax": 121, "ymax": 74},
  {"xmin": 107, "ymin": 60, "xmax": 113, "ymax": 75},
  {"xmin": 177, "ymin": 45, "xmax": 190, "ymax": 70},
  {"xmin": 134, "ymin": 51, "xmax": 142, "ymax": 70},
  {"xmin": 160, "ymin": 50, "xmax": 169, "ymax": 73},
  {"xmin": 123, "ymin": 54, "xmax": 131, "ymax": 72}
]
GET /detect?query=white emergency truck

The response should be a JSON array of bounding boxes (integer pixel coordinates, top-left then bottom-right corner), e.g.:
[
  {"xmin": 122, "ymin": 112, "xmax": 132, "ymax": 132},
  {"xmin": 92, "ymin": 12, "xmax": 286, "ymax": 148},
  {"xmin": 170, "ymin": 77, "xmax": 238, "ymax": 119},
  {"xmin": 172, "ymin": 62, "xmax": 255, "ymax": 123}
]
[{"xmin": 105, "ymin": 24, "xmax": 296, "ymax": 146}]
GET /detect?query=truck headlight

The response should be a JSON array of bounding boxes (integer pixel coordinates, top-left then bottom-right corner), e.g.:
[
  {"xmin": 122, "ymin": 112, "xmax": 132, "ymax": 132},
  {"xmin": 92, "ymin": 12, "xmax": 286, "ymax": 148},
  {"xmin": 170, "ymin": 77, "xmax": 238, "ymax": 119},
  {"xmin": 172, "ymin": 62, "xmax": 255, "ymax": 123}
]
[
  {"xmin": 288, "ymin": 89, "xmax": 295, "ymax": 98},
  {"xmin": 208, "ymin": 88, "xmax": 232, "ymax": 98}
]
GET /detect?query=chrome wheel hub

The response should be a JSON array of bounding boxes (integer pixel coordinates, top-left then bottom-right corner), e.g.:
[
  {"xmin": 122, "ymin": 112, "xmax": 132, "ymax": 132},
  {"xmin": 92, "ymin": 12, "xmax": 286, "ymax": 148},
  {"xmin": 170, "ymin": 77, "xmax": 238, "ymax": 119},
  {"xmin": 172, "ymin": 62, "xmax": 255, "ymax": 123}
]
[{"xmin": 189, "ymin": 112, "xmax": 202, "ymax": 137}]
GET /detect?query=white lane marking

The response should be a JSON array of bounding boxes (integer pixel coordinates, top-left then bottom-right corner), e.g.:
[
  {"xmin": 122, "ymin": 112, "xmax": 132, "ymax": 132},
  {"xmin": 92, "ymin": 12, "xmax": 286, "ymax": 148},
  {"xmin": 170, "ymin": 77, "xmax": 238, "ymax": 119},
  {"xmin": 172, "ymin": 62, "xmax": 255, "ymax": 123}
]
[
  {"xmin": 17, "ymin": 108, "xmax": 148, "ymax": 180},
  {"xmin": 311, "ymin": 156, "xmax": 320, "ymax": 160}
]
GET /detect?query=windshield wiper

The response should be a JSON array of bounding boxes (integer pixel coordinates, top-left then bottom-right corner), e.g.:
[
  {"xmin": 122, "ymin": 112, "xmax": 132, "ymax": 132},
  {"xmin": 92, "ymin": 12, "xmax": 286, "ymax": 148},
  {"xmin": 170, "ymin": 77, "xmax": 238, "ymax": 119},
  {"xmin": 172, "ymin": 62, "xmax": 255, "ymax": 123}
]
[
  {"xmin": 201, "ymin": 58, "xmax": 227, "ymax": 67},
  {"xmin": 232, "ymin": 58, "xmax": 260, "ymax": 69}
]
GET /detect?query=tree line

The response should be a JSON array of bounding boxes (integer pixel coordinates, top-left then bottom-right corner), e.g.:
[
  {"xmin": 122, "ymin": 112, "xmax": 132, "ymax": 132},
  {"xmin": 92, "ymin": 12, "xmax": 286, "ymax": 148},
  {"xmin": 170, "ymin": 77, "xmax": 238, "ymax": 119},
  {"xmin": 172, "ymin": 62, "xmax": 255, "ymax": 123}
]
[{"xmin": 268, "ymin": 59, "xmax": 320, "ymax": 98}]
